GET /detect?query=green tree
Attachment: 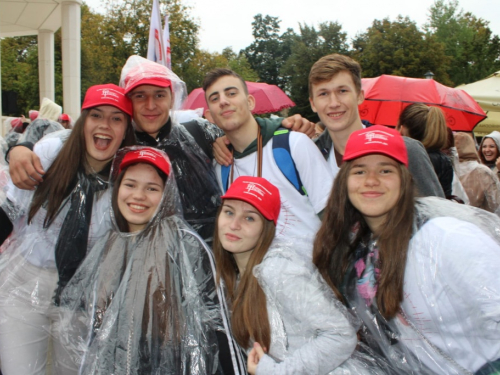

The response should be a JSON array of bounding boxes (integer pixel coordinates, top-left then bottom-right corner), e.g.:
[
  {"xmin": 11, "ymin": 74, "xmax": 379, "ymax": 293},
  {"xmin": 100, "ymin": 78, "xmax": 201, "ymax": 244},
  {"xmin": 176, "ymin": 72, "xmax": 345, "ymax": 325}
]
[
  {"xmin": 281, "ymin": 22, "xmax": 350, "ymax": 120},
  {"xmin": 352, "ymin": 16, "xmax": 452, "ymax": 84},
  {"xmin": 1, "ymin": 36, "xmax": 39, "ymax": 115},
  {"xmin": 426, "ymin": 0, "xmax": 500, "ymax": 85},
  {"xmin": 182, "ymin": 47, "xmax": 259, "ymax": 93},
  {"xmin": 243, "ymin": 14, "xmax": 294, "ymax": 88}
]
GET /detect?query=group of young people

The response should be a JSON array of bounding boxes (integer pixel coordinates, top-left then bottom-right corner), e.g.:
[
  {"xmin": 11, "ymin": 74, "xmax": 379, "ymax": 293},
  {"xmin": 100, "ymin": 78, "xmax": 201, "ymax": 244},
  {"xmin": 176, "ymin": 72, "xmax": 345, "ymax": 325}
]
[{"xmin": 0, "ymin": 52, "xmax": 499, "ymax": 375}]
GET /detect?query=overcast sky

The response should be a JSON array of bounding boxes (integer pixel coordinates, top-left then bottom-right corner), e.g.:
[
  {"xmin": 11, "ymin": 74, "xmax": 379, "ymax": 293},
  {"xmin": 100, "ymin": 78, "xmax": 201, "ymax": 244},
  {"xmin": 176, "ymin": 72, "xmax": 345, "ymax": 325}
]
[{"xmin": 85, "ymin": 0, "xmax": 500, "ymax": 53}]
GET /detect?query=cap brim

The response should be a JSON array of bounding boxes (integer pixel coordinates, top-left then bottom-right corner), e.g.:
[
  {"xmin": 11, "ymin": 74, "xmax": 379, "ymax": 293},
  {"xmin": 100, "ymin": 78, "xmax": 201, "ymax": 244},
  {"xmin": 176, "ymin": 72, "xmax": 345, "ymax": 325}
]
[
  {"xmin": 220, "ymin": 194, "xmax": 275, "ymax": 223},
  {"xmin": 125, "ymin": 78, "xmax": 172, "ymax": 94},
  {"xmin": 344, "ymin": 149, "xmax": 408, "ymax": 166}
]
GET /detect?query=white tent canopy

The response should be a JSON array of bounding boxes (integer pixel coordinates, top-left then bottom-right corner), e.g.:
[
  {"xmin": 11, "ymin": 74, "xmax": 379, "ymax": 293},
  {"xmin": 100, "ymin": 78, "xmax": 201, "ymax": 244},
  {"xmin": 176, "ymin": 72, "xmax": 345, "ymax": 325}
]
[{"xmin": 457, "ymin": 71, "xmax": 500, "ymax": 136}]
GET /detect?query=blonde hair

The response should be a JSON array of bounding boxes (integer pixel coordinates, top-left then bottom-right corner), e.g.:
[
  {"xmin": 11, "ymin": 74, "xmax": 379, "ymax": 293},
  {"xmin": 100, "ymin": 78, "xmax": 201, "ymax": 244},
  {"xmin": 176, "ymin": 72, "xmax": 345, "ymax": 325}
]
[{"xmin": 398, "ymin": 103, "xmax": 448, "ymax": 150}]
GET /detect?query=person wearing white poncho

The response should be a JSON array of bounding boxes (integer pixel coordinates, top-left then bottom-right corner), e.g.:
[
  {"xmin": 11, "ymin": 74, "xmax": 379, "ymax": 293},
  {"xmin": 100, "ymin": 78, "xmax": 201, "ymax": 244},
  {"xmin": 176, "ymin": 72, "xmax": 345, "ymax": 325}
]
[
  {"xmin": 213, "ymin": 176, "xmax": 389, "ymax": 375},
  {"xmin": 314, "ymin": 125, "xmax": 500, "ymax": 374},
  {"xmin": 59, "ymin": 147, "xmax": 243, "ymax": 374}
]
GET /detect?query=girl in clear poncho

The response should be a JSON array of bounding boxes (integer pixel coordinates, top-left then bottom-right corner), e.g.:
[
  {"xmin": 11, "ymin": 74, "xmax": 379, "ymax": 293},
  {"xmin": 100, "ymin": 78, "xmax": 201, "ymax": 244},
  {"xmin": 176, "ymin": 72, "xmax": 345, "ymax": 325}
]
[
  {"xmin": 59, "ymin": 147, "xmax": 240, "ymax": 375},
  {"xmin": 0, "ymin": 84, "xmax": 136, "ymax": 375},
  {"xmin": 313, "ymin": 125, "xmax": 500, "ymax": 374},
  {"xmin": 213, "ymin": 176, "xmax": 389, "ymax": 375}
]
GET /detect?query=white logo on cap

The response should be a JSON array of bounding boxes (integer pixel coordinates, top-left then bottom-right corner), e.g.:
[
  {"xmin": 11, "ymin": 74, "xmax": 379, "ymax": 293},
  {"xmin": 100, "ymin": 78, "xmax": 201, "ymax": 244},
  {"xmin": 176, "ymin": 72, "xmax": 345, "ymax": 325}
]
[
  {"xmin": 364, "ymin": 130, "xmax": 393, "ymax": 145},
  {"xmin": 98, "ymin": 88, "xmax": 122, "ymax": 103},
  {"xmin": 242, "ymin": 181, "xmax": 272, "ymax": 201},
  {"xmin": 138, "ymin": 150, "xmax": 159, "ymax": 161}
]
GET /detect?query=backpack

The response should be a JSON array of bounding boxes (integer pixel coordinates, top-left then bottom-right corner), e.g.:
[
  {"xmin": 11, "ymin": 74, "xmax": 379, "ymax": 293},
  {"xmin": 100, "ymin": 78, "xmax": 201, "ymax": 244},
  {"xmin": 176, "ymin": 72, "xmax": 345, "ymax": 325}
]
[{"xmin": 221, "ymin": 128, "xmax": 307, "ymax": 196}]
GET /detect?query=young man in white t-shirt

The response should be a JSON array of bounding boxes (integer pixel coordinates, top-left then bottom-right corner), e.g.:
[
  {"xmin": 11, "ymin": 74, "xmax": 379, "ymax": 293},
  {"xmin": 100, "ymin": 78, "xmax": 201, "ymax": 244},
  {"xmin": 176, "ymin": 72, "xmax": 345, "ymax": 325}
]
[{"xmin": 203, "ymin": 68, "xmax": 333, "ymax": 238}]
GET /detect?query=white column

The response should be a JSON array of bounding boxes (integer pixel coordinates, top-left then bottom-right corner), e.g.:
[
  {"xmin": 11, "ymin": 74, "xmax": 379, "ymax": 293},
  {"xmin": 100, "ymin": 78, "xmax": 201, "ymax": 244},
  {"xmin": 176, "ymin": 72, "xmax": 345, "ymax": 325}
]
[
  {"xmin": 61, "ymin": 1, "xmax": 81, "ymax": 120},
  {"xmin": 38, "ymin": 30, "xmax": 55, "ymax": 102}
]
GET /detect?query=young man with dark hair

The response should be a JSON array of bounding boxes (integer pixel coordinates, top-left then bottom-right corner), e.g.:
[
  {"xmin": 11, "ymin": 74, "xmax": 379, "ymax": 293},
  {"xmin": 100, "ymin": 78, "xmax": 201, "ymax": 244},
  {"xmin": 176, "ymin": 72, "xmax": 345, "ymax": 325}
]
[{"xmin": 204, "ymin": 68, "xmax": 333, "ymax": 238}]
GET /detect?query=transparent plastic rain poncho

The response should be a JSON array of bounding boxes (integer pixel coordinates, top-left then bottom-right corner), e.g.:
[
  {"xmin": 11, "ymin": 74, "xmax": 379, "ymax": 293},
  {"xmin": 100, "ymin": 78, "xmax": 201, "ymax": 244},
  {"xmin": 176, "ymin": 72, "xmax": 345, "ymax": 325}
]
[
  {"xmin": 19, "ymin": 118, "xmax": 64, "ymax": 144},
  {"xmin": 58, "ymin": 146, "xmax": 244, "ymax": 375},
  {"xmin": 119, "ymin": 55, "xmax": 187, "ymax": 125},
  {"xmin": 454, "ymin": 132, "xmax": 500, "ymax": 214},
  {"xmin": 120, "ymin": 55, "xmax": 224, "ymax": 243},
  {"xmin": 342, "ymin": 197, "xmax": 500, "ymax": 374},
  {"xmin": 250, "ymin": 236, "xmax": 394, "ymax": 375},
  {"xmin": 0, "ymin": 130, "xmax": 113, "ymax": 374}
]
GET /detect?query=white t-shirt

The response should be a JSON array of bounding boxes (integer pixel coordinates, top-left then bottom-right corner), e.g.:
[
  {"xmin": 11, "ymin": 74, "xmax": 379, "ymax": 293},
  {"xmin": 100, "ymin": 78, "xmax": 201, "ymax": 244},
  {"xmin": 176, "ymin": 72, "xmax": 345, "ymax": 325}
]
[
  {"xmin": 216, "ymin": 132, "xmax": 333, "ymax": 238},
  {"xmin": 397, "ymin": 217, "xmax": 500, "ymax": 373},
  {"xmin": 4, "ymin": 136, "xmax": 112, "ymax": 268}
]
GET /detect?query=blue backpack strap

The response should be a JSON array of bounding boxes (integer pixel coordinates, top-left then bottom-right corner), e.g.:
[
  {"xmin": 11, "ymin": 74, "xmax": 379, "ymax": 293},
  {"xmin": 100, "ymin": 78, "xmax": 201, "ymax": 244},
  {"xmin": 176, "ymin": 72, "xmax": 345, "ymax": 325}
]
[
  {"xmin": 221, "ymin": 164, "xmax": 230, "ymax": 193},
  {"xmin": 272, "ymin": 128, "xmax": 307, "ymax": 196}
]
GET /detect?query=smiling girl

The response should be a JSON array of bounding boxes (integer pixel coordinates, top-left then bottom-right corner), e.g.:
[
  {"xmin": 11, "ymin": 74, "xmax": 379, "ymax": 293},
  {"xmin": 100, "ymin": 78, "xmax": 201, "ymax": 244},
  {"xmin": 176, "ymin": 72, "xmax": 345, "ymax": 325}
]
[
  {"xmin": 314, "ymin": 125, "xmax": 500, "ymax": 374},
  {"xmin": 0, "ymin": 84, "xmax": 135, "ymax": 374},
  {"xmin": 214, "ymin": 176, "xmax": 387, "ymax": 375},
  {"xmin": 60, "ymin": 147, "xmax": 231, "ymax": 374}
]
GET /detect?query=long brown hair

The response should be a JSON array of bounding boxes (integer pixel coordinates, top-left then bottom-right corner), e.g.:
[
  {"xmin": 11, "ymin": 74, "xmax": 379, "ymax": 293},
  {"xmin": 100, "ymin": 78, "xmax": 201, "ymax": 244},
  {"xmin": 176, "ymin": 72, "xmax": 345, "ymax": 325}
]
[
  {"xmin": 398, "ymin": 103, "xmax": 448, "ymax": 150},
  {"xmin": 213, "ymin": 203, "xmax": 275, "ymax": 349},
  {"xmin": 111, "ymin": 163, "xmax": 168, "ymax": 232},
  {"xmin": 313, "ymin": 160, "xmax": 415, "ymax": 319},
  {"xmin": 28, "ymin": 108, "xmax": 135, "ymax": 225}
]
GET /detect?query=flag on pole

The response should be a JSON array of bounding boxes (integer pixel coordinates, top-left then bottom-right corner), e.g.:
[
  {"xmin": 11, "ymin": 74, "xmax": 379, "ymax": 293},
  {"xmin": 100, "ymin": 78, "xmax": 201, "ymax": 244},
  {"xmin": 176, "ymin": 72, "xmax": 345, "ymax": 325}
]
[
  {"xmin": 163, "ymin": 14, "xmax": 172, "ymax": 70},
  {"xmin": 147, "ymin": 0, "xmax": 165, "ymax": 66}
]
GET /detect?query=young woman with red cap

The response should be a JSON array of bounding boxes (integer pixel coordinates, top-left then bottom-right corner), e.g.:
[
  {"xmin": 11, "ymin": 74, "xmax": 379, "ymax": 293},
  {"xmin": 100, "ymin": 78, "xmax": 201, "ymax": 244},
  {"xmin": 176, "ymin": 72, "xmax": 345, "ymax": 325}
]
[
  {"xmin": 314, "ymin": 125, "xmax": 500, "ymax": 374},
  {"xmin": 0, "ymin": 84, "xmax": 135, "ymax": 375},
  {"xmin": 213, "ymin": 176, "xmax": 388, "ymax": 375},
  {"xmin": 59, "ymin": 146, "xmax": 236, "ymax": 374}
]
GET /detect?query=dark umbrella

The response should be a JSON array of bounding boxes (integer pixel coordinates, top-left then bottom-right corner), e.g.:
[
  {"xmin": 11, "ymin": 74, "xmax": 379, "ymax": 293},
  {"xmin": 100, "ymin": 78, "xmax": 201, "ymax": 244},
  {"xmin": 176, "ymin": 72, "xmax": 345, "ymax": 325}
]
[
  {"xmin": 184, "ymin": 81, "xmax": 295, "ymax": 115},
  {"xmin": 358, "ymin": 75, "xmax": 487, "ymax": 131}
]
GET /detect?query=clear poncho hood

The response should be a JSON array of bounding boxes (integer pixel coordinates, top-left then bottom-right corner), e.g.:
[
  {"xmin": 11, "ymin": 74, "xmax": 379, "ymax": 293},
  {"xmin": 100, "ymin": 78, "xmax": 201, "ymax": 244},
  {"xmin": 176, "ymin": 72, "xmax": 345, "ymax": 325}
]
[{"xmin": 58, "ymin": 146, "xmax": 235, "ymax": 374}]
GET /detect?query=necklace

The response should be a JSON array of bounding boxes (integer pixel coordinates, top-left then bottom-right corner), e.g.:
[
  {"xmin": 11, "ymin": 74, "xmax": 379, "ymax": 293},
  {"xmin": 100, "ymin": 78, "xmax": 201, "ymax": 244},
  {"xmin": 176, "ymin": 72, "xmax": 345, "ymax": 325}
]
[{"xmin": 229, "ymin": 126, "xmax": 263, "ymax": 184}]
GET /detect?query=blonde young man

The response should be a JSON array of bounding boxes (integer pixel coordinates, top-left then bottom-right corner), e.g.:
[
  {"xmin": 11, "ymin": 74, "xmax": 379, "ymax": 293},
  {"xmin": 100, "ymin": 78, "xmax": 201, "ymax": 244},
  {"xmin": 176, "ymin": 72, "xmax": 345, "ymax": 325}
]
[{"xmin": 309, "ymin": 54, "xmax": 444, "ymax": 197}]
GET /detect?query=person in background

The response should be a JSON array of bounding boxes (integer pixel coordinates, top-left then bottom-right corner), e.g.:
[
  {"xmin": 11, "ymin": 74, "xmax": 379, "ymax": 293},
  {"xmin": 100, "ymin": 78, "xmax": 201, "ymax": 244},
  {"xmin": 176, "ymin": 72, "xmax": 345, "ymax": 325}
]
[
  {"xmin": 454, "ymin": 132, "xmax": 500, "ymax": 214},
  {"xmin": 58, "ymin": 114, "xmax": 73, "ymax": 129},
  {"xmin": 314, "ymin": 125, "xmax": 500, "ymax": 374},
  {"xmin": 397, "ymin": 103, "xmax": 453, "ymax": 197},
  {"xmin": 479, "ymin": 131, "xmax": 500, "ymax": 177}
]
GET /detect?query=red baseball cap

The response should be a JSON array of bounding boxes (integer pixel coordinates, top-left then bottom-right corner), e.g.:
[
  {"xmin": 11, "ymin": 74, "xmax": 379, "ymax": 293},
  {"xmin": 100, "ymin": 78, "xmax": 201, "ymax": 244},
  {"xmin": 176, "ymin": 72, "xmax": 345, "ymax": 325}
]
[
  {"xmin": 221, "ymin": 177, "xmax": 281, "ymax": 225},
  {"xmin": 82, "ymin": 84, "xmax": 133, "ymax": 116},
  {"xmin": 29, "ymin": 110, "xmax": 39, "ymax": 122},
  {"xmin": 122, "ymin": 59, "xmax": 172, "ymax": 94},
  {"xmin": 59, "ymin": 114, "xmax": 70, "ymax": 121},
  {"xmin": 119, "ymin": 147, "xmax": 171, "ymax": 176},
  {"xmin": 343, "ymin": 125, "xmax": 408, "ymax": 166}
]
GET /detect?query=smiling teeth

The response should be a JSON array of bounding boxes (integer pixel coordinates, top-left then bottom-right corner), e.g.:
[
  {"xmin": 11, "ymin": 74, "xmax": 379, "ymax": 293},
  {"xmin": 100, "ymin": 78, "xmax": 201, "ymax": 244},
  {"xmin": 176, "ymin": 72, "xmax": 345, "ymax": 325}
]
[
  {"xmin": 328, "ymin": 113, "xmax": 343, "ymax": 118},
  {"xmin": 95, "ymin": 135, "xmax": 111, "ymax": 139},
  {"xmin": 130, "ymin": 204, "xmax": 146, "ymax": 210}
]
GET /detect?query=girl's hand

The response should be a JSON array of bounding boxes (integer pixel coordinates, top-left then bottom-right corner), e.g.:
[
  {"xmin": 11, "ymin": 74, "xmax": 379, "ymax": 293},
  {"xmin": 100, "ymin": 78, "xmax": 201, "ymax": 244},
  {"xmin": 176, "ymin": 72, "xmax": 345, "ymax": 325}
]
[{"xmin": 247, "ymin": 342, "xmax": 265, "ymax": 375}]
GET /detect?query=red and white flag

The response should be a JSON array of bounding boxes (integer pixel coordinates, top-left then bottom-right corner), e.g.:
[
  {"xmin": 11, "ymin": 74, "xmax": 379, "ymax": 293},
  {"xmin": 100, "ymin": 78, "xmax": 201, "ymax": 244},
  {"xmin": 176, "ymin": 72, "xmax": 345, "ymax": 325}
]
[
  {"xmin": 163, "ymin": 14, "xmax": 172, "ymax": 70},
  {"xmin": 147, "ymin": 0, "xmax": 165, "ymax": 66}
]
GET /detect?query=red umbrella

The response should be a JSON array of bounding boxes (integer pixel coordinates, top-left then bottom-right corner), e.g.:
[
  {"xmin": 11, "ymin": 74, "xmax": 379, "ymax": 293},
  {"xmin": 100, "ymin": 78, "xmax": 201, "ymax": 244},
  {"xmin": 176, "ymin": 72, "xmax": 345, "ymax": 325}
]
[
  {"xmin": 358, "ymin": 75, "xmax": 487, "ymax": 131},
  {"xmin": 183, "ymin": 81, "xmax": 295, "ymax": 115}
]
